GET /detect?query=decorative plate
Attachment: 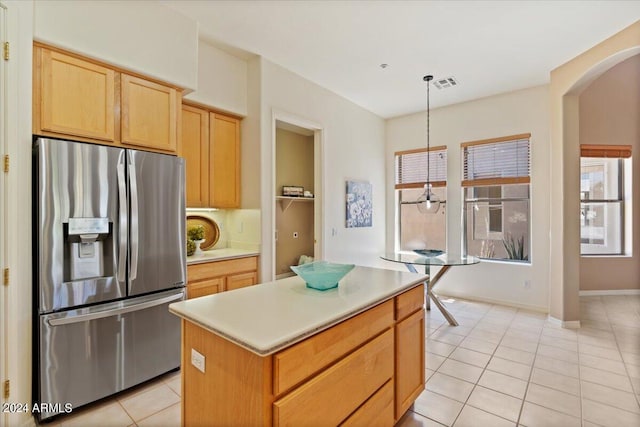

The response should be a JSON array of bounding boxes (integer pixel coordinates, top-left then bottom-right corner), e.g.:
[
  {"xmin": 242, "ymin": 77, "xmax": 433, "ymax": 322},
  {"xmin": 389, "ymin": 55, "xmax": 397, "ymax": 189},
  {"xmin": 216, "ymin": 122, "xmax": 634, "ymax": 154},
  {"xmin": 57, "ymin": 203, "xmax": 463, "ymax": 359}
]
[{"xmin": 186, "ymin": 215, "xmax": 220, "ymax": 250}]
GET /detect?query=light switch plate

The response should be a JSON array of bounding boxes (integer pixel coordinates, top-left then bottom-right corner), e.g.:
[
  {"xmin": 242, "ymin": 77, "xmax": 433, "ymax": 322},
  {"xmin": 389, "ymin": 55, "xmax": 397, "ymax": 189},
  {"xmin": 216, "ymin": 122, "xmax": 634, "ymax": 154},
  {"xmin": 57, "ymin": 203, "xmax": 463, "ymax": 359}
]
[{"xmin": 191, "ymin": 348, "xmax": 205, "ymax": 373}]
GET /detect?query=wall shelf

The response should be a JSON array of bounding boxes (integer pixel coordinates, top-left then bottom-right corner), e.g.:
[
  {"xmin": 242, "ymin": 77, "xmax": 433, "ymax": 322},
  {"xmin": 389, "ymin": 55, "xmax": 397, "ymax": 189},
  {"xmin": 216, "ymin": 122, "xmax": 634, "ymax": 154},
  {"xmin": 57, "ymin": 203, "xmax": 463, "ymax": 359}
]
[{"xmin": 276, "ymin": 196, "xmax": 314, "ymax": 213}]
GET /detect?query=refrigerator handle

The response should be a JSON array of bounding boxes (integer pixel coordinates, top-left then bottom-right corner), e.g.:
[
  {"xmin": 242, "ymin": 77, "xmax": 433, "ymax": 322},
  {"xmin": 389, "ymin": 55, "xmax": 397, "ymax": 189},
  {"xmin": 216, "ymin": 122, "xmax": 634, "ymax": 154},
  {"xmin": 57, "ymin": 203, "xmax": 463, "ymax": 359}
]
[
  {"xmin": 116, "ymin": 152, "xmax": 127, "ymax": 283},
  {"xmin": 129, "ymin": 154, "xmax": 139, "ymax": 280},
  {"xmin": 47, "ymin": 293, "xmax": 184, "ymax": 326}
]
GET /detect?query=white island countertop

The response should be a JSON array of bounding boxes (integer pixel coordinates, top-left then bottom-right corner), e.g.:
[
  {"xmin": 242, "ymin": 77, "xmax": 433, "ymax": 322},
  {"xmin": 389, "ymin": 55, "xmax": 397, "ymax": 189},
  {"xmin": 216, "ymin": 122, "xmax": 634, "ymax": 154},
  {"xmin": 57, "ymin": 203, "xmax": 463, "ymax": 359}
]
[{"xmin": 169, "ymin": 266, "xmax": 427, "ymax": 356}]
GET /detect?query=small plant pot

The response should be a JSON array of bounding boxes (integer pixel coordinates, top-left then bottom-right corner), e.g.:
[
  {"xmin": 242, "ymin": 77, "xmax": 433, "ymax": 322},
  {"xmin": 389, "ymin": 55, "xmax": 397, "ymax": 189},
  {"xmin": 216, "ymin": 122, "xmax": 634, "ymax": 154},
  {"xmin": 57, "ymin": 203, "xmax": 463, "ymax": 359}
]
[{"xmin": 193, "ymin": 239, "xmax": 205, "ymax": 255}]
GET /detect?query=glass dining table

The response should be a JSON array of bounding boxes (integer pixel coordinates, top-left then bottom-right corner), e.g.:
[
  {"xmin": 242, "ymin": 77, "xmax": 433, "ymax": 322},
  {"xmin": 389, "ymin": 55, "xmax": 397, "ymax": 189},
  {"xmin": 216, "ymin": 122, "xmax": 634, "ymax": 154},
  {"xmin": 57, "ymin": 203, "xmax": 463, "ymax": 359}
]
[{"xmin": 381, "ymin": 252, "xmax": 480, "ymax": 326}]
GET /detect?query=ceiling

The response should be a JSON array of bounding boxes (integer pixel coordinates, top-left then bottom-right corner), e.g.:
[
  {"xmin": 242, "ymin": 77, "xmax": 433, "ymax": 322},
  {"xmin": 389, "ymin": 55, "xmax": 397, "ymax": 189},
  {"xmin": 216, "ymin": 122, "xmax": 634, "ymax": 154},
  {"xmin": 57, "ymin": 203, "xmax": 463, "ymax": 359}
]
[{"xmin": 161, "ymin": 1, "xmax": 640, "ymax": 119}]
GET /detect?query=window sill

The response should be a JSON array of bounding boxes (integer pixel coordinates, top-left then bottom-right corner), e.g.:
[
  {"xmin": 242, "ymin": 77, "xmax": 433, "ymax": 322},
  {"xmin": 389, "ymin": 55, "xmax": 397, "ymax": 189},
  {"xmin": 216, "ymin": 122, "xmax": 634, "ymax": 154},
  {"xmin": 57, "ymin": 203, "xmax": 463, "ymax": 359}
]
[{"xmin": 581, "ymin": 254, "xmax": 632, "ymax": 258}]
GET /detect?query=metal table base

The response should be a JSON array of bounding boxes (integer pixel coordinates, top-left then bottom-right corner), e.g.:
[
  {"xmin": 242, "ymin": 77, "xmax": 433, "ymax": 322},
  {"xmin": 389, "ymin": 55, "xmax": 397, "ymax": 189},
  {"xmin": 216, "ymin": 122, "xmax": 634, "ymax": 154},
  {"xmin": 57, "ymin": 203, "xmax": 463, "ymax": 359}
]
[{"xmin": 405, "ymin": 263, "xmax": 458, "ymax": 326}]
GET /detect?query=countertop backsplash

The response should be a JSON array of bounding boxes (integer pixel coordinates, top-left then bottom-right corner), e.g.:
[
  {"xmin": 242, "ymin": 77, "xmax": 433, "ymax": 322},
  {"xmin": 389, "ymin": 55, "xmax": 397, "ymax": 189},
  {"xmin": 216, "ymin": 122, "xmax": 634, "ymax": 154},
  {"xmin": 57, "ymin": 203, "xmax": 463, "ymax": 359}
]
[{"xmin": 186, "ymin": 208, "xmax": 261, "ymax": 253}]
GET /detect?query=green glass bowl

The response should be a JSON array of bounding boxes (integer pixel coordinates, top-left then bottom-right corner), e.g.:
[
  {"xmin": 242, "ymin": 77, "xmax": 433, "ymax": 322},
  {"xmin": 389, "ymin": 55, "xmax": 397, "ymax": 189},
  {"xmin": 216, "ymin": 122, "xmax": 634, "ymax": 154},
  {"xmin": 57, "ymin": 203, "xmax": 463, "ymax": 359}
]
[{"xmin": 290, "ymin": 261, "xmax": 355, "ymax": 291}]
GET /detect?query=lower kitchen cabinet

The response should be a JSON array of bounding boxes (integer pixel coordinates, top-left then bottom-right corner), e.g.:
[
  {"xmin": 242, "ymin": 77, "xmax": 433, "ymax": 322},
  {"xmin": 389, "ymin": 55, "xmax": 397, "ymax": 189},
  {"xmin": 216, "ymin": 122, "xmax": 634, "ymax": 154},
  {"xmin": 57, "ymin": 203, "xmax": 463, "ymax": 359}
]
[
  {"xmin": 227, "ymin": 271, "xmax": 258, "ymax": 292},
  {"xmin": 186, "ymin": 256, "xmax": 258, "ymax": 298},
  {"xmin": 187, "ymin": 277, "xmax": 224, "ymax": 299},
  {"xmin": 395, "ymin": 308, "xmax": 425, "ymax": 419}
]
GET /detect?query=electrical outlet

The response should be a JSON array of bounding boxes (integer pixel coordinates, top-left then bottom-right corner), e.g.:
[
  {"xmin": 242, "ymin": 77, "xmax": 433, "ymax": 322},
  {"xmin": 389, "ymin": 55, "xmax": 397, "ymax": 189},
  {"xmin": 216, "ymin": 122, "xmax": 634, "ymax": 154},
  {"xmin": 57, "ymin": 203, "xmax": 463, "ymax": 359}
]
[
  {"xmin": 293, "ymin": 231, "xmax": 299, "ymax": 239},
  {"xmin": 524, "ymin": 280, "xmax": 531, "ymax": 289},
  {"xmin": 237, "ymin": 221, "xmax": 244, "ymax": 234},
  {"xmin": 191, "ymin": 348, "xmax": 205, "ymax": 373}
]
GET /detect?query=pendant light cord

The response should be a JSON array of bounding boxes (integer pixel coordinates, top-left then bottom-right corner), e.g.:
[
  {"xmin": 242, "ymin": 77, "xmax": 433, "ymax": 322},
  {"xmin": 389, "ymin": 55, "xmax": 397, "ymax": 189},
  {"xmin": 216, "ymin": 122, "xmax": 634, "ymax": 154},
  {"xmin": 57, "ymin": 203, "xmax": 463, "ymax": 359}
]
[
  {"xmin": 424, "ymin": 75, "xmax": 433, "ymax": 200},
  {"xmin": 427, "ymin": 76, "xmax": 430, "ymax": 191}
]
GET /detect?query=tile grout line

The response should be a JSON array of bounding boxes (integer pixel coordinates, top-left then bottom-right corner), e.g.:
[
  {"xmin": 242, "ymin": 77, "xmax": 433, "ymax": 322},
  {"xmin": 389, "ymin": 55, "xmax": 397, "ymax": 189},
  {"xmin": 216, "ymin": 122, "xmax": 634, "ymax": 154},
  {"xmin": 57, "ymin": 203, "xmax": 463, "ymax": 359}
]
[
  {"xmin": 446, "ymin": 301, "xmax": 516, "ymax": 426},
  {"xmin": 511, "ymin": 306, "xmax": 543, "ymax": 427},
  {"xmin": 116, "ymin": 399, "xmax": 137, "ymax": 426},
  {"xmin": 602, "ymin": 296, "xmax": 640, "ymax": 409}
]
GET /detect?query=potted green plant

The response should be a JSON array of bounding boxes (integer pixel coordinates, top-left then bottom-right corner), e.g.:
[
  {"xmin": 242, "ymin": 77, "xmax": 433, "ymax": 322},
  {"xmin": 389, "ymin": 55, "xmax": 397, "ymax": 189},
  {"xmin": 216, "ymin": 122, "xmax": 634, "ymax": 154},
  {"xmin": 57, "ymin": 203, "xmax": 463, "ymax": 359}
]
[
  {"xmin": 186, "ymin": 239, "xmax": 196, "ymax": 256},
  {"xmin": 187, "ymin": 225, "xmax": 205, "ymax": 255}
]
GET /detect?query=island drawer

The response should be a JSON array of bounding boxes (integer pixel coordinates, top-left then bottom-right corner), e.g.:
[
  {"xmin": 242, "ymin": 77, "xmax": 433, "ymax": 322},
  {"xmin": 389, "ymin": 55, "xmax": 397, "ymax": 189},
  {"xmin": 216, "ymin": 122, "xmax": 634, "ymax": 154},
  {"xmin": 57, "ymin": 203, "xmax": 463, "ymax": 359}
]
[
  {"xmin": 395, "ymin": 283, "xmax": 425, "ymax": 321},
  {"xmin": 340, "ymin": 379, "xmax": 394, "ymax": 427},
  {"xmin": 273, "ymin": 299, "xmax": 393, "ymax": 396},
  {"xmin": 273, "ymin": 329, "xmax": 394, "ymax": 427}
]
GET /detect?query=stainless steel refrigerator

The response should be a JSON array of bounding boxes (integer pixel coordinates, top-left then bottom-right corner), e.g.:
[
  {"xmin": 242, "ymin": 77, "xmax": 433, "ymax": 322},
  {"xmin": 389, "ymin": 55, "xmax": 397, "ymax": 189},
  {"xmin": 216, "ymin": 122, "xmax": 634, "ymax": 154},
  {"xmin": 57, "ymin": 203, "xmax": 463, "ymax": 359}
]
[{"xmin": 33, "ymin": 138, "xmax": 186, "ymax": 421}]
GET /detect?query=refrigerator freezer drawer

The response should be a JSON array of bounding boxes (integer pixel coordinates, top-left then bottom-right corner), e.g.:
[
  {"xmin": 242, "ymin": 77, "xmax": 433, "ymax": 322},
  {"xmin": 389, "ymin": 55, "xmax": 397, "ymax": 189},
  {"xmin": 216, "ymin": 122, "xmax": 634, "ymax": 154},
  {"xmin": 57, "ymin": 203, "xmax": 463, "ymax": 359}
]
[{"xmin": 36, "ymin": 289, "xmax": 184, "ymax": 421}]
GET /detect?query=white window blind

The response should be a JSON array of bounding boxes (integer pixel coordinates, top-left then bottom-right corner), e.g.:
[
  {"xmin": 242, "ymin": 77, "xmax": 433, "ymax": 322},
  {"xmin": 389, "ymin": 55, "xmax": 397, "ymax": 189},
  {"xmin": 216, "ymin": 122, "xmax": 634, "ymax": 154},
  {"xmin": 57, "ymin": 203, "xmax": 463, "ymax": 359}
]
[
  {"xmin": 461, "ymin": 133, "xmax": 531, "ymax": 187},
  {"xmin": 395, "ymin": 146, "xmax": 447, "ymax": 189}
]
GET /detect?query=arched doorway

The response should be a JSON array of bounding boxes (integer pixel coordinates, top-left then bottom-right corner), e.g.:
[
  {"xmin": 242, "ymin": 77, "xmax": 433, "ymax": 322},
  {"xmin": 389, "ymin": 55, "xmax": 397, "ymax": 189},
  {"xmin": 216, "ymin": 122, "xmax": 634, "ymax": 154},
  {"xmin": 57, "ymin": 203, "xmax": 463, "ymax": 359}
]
[{"xmin": 548, "ymin": 22, "xmax": 640, "ymax": 326}]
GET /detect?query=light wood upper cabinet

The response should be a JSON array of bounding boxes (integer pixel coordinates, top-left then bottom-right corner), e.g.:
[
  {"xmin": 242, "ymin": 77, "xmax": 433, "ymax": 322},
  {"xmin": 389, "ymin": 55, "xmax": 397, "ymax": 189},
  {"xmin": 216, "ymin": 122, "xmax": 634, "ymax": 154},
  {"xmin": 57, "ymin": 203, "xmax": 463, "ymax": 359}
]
[
  {"xmin": 179, "ymin": 105, "xmax": 241, "ymax": 208},
  {"xmin": 121, "ymin": 74, "xmax": 179, "ymax": 153},
  {"xmin": 33, "ymin": 44, "xmax": 182, "ymax": 154},
  {"xmin": 180, "ymin": 105, "xmax": 210, "ymax": 207},
  {"xmin": 36, "ymin": 48, "xmax": 116, "ymax": 142},
  {"xmin": 209, "ymin": 113, "xmax": 241, "ymax": 208}
]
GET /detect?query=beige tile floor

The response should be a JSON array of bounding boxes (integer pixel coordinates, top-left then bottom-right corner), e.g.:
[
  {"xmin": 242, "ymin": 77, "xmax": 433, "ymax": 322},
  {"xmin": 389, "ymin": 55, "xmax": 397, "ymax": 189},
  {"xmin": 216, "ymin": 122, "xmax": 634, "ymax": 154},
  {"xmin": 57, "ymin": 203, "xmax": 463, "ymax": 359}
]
[
  {"xmin": 41, "ymin": 295, "xmax": 640, "ymax": 427},
  {"xmin": 399, "ymin": 294, "xmax": 640, "ymax": 427}
]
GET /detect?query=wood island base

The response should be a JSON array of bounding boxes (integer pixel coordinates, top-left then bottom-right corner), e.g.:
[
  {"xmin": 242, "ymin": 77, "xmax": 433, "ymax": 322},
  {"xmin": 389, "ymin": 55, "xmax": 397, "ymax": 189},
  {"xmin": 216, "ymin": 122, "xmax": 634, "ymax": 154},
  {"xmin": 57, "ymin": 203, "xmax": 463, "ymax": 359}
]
[{"xmin": 180, "ymin": 284, "xmax": 425, "ymax": 427}]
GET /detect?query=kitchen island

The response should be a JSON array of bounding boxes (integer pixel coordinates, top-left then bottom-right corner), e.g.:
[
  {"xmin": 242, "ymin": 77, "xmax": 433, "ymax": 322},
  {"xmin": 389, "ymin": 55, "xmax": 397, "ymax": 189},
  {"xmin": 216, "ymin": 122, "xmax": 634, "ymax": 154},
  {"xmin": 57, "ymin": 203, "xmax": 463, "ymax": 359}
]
[{"xmin": 169, "ymin": 265, "xmax": 427, "ymax": 426}]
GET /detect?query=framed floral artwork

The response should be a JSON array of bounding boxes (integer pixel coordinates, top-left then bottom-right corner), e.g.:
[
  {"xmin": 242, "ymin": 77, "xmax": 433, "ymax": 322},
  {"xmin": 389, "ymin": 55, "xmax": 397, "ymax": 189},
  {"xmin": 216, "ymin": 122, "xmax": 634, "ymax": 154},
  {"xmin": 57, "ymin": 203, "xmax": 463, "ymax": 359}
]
[{"xmin": 346, "ymin": 180, "xmax": 372, "ymax": 228}]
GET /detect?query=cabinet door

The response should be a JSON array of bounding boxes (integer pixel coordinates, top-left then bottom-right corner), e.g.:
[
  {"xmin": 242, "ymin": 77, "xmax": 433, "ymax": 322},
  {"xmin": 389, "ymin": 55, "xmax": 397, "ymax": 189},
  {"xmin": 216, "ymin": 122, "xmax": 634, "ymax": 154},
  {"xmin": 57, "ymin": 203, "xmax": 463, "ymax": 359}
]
[
  {"xmin": 188, "ymin": 277, "xmax": 224, "ymax": 299},
  {"xmin": 226, "ymin": 271, "xmax": 257, "ymax": 292},
  {"xmin": 209, "ymin": 113, "xmax": 240, "ymax": 208},
  {"xmin": 121, "ymin": 74, "xmax": 178, "ymax": 153},
  {"xmin": 395, "ymin": 308, "xmax": 425, "ymax": 420},
  {"xmin": 180, "ymin": 105, "xmax": 210, "ymax": 207},
  {"xmin": 38, "ymin": 48, "xmax": 116, "ymax": 142}
]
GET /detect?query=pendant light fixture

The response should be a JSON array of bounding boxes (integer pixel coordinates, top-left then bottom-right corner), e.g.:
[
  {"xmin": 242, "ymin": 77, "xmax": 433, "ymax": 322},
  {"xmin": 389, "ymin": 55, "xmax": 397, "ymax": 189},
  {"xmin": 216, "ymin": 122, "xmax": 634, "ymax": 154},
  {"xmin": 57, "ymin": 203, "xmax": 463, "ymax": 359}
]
[{"xmin": 417, "ymin": 75, "xmax": 441, "ymax": 214}]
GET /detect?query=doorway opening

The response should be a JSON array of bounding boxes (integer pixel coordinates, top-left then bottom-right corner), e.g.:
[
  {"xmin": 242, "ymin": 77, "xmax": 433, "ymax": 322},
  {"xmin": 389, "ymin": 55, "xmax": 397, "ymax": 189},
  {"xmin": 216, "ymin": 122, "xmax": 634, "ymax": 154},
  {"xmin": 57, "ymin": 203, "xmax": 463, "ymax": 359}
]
[{"xmin": 272, "ymin": 114, "xmax": 323, "ymax": 280}]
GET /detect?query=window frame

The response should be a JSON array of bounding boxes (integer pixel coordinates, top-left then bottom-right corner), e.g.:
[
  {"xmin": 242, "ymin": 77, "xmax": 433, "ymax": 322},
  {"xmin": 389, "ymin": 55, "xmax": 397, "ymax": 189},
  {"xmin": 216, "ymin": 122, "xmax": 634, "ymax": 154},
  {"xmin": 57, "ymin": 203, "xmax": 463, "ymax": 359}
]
[
  {"xmin": 461, "ymin": 133, "xmax": 531, "ymax": 263},
  {"xmin": 579, "ymin": 144, "xmax": 631, "ymax": 256},
  {"xmin": 394, "ymin": 146, "xmax": 448, "ymax": 252}
]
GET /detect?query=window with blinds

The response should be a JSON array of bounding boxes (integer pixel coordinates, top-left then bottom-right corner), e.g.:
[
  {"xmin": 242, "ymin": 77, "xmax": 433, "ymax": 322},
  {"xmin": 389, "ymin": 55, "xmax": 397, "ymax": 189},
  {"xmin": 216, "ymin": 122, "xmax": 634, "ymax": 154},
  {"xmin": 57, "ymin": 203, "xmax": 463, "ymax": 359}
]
[
  {"xmin": 461, "ymin": 133, "xmax": 531, "ymax": 263},
  {"xmin": 461, "ymin": 133, "xmax": 531, "ymax": 187},
  {"xmin": 395, "ymin": 146, "xmax": 447, "ymax": 189}
]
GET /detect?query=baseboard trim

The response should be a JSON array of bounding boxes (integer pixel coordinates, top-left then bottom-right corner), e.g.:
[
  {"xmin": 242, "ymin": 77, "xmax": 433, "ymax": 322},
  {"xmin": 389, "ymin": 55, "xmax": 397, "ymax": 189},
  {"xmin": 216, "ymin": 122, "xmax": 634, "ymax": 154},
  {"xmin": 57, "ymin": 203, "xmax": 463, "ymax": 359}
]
[
  {"xmin": 435, "ymin": 291, "xmax": 548, "ymax": 313},
  {"xmin": 547, "ymin": 315, "xmax": 581, "ymax": 329},
  {"xmin": 579, "ymin": 289, "xmax": 640, "ymax": 296}
]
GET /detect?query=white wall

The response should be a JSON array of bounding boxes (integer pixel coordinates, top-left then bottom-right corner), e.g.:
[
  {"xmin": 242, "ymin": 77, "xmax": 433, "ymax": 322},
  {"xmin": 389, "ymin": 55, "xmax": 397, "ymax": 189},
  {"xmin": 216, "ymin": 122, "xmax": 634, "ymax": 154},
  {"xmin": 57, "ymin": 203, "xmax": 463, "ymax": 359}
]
[
  {"xmin": 4, "ymin": 2, "xmax": 206, "ymax": 425},
  {"xmin": 4, "ymin": 0, "xmax": 34, "ymax": 425},
  {"xmin": 386, "ymin": 86, "xmax": 550, "ymax": 311},
  {"xmin": 256, "ymin": 59, "xmax": 387, "ymax": 281},
  {"xmin": 183, "ymin": 40, "xmax": 248, "ymax": 116},
  {"xmin": 33, "ymin": 0, "xmax": 198, "ymax": 90}
]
